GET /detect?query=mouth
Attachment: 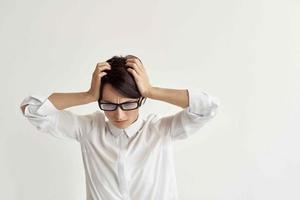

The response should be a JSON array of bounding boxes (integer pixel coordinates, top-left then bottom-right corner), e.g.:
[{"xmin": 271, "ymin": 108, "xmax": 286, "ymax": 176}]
[{"xmin": 115, "ymin": 120, "xmax": 127, "ymax": 123}]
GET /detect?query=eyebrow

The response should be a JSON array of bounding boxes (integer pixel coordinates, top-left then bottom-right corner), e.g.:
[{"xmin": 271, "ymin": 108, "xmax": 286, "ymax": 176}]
[{"xmin": 101, "ymin": 100, "xmax": 138, "ymax": 103}]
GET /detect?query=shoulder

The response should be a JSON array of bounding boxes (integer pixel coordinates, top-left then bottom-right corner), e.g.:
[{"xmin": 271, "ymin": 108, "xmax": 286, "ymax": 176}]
[
  {"xmin": 142, "ymin": 113, "xmax": 167, "ymax": 132},
  {"xmin": 90, "ymin": 111, "xmax": 105, "ymax": 125}
]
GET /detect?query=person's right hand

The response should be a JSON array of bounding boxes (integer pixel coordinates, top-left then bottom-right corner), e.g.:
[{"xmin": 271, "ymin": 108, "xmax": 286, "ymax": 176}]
[{"xmin": 87, "ymin": 62, "xmax": 111, "ymax": 101}]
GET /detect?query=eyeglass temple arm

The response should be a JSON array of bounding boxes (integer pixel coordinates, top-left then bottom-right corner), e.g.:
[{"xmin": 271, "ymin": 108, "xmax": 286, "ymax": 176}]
[{"xmin": 140, "ymin": 97, "xmax": 147, "ymax": 105}]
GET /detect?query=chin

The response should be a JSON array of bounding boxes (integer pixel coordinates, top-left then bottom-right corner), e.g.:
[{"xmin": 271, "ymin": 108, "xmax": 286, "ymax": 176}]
[
  {"xmin": 117, "ymin": 125, "xmax": 129, "ymax": 129},
  {"xmin": 114, "ymin": 121, "xmax": 130, "ymax": 129}
]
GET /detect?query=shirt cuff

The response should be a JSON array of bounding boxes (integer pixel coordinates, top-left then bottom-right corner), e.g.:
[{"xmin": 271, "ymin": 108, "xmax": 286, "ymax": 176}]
[
  {"xmin": 20, "ymin": 94, "xmax": 59, "ymax": 116},
  {"xmin": 187, "ymin": 88, "xmax": 220, "ymax": 117}
]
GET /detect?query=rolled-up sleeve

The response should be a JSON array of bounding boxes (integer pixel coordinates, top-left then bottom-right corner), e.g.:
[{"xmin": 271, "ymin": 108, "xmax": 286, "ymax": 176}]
[
  {"xmin": 20, "ymin": 94, "xmax": 97, "ymax": 142},
  {"xmin": 153, "ymin": 89, "xmax": 220, "ymax": 141}
]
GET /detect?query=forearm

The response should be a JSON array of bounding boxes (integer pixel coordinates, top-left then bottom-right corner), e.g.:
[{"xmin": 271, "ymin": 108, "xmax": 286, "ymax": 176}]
[
  {"xmin": 48, "ymin": 91, "xmax": 95, "ymax": 110},
  {"xmin": 147, "ymin": 87, "xmax": 189, "ymax": 108}
]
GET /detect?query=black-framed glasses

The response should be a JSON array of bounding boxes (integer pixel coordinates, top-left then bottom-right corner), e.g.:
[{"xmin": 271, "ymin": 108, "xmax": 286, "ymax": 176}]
[{"xmin": 98, "ymin": 97, "xmax": 146, "ymax": 111}]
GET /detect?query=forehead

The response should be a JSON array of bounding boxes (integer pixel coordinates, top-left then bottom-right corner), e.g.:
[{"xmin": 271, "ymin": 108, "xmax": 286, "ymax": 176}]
[{"xmin": 102, "ymin": 84, "xmax": 138, "ymax": 102}]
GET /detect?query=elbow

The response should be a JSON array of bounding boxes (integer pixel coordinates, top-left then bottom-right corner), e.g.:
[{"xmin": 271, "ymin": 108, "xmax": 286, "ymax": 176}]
[
  {"xmin": 199, "ymin": 97, "xmax": 220, "ymax": 118},
  {"xmin": 208, "ymin": 98, "xmax": 220, "ymax": 118},
  {"xmin": 20, "ymin": 104, "xmax": 27, "ymax": 115}
]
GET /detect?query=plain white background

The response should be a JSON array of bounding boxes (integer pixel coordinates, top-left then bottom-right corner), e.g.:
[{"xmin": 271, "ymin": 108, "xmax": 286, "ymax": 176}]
[{"xmin": 1, "ymin": 0, "xmax": 299, "ymax": 199}]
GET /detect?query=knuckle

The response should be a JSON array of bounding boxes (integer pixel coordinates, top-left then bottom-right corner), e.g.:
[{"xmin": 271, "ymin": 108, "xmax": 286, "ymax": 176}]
[{"xmin": 96, "ymin": 62, "xmax": 106, "ymax": 66}]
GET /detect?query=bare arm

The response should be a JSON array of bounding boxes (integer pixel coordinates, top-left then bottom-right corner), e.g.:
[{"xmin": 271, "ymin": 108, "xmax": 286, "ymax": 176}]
[
  {"xmin": 147, "ymin": 87, "xmax": 189, "ymax": 109},
  {"xmin": 47, "ymin": 92, "xmax": 95, "ymax": 110},
  {"xmin": 125, "ymin": 58, "xmax": 189, "ymax": 109},
  {"xmin": 21, "ymin": 62, "xmax": 111, "ymax": 113}
]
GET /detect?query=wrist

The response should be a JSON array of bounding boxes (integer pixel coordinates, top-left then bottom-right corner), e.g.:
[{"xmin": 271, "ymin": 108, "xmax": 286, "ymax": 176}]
[
  {"xmin": 85, "ymin": 91, "xmax": 98, "ymax": 103},
  {"xmin": 147, "ymin": 86, "xmax": 157, "ymax": 99}
]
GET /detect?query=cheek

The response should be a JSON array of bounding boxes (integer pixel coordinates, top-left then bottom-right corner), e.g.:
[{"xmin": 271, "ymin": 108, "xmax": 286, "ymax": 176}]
[
  {"xmin": 128, "ymin": 110, "xmax": 139, "ymax": 119},
  {"xmin": 104, "ymin": 111, "xmax": 113, "ymax": 119}
]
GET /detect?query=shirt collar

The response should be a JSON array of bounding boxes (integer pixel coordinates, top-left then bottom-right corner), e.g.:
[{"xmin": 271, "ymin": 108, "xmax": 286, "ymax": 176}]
[{"xmin": 106, "ymin": 114, "xmax": 144, "ymax": 138}]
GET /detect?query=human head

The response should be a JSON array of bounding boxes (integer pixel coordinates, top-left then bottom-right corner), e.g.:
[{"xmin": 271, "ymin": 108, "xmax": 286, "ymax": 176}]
[{"xmin": 98, "ymin": 55, "xmax": 146, "ymax": 129}]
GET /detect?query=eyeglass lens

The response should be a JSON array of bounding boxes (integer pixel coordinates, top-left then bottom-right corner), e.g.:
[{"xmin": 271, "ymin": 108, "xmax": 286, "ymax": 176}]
[{"xmin": 100, "ymin": 102, "xmax": 139, "ymax": 111}]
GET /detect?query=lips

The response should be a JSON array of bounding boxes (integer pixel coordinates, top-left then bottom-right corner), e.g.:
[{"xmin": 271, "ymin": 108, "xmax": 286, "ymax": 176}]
[{"xmin": 116, "ymin": 120, "xmax": 126, "ymax": 123}]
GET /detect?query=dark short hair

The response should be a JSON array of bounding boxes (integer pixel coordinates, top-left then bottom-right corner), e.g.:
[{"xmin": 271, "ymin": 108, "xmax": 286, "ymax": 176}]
[{"xmin": 98, "ymin": 55, "xmax": 146, "ymax": 105}]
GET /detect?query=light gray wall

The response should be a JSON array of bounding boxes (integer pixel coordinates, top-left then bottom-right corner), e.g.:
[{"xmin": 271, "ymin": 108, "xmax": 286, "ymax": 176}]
[{"xmin": 1, "ymin": 0, "xmax": 299, "ymax": 199}]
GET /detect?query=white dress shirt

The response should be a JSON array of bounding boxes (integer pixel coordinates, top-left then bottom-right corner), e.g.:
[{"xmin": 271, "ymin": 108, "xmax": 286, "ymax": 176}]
[{"xmin": 20, "ymin": 89, "xmax": 220, "ymax": 200}]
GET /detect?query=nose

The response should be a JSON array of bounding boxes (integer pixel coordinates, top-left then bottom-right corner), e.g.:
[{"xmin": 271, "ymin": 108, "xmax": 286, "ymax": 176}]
[{"xmin": 115, "ymin": 107, "xmax": 126, "ymax": 120}]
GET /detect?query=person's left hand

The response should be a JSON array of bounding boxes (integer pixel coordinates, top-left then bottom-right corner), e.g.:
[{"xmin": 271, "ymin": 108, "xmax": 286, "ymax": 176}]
[{"xmin": 126, "ymin": 58, "xmax": 153, "ymax": 97}]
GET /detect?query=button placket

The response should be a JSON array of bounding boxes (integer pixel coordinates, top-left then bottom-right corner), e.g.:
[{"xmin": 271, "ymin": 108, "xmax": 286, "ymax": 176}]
[{"xmin": 117, "ymin": 132, "xmax": 129, "ymax": 199}]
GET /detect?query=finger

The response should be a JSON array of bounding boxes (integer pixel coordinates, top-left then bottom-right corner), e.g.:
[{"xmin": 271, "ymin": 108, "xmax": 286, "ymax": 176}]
[
  {"xmin": 127, "ymin": 68, "xmax": 139, "ymax": 79},
  {"xmin": 95, "ymin": 62, "xmax": 110, "ymax": 71},
  {"xmin": 126, "ymin": 57, "xmax": 141, "ymax": 64},
  {"xmin": 126, "ymin": 58, "xmax": 144, "ymax": 69},
  {"xmin": 98, "ymin": 71, "xmax": 107, "ymax": 77},
  {"xmin": 126, "ymin": 62, "xmax": 142, "ymax": 75},
  {"xmin": 97, "ymin": 64, "xmax": 111, "ymax": 70},
  {"xmin": 96, "ymin": 62, "xmax": 110, "ymax": 67},
  {"xmin": 94, "ymin": 71, "xmax": 107, "ymax": 79},
  {"xmin": 95, "ymin": 65, "xmax": 111, "ymax": 73},
  {"xmin": 126, "ymin": 61, "xmax": 145, "ymax": 73}
]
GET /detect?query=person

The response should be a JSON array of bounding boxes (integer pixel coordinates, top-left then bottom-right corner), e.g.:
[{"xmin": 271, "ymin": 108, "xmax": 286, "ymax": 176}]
[{"xmin": 20, "ymin": 55, "xmax": 220, "ymax": 200}]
